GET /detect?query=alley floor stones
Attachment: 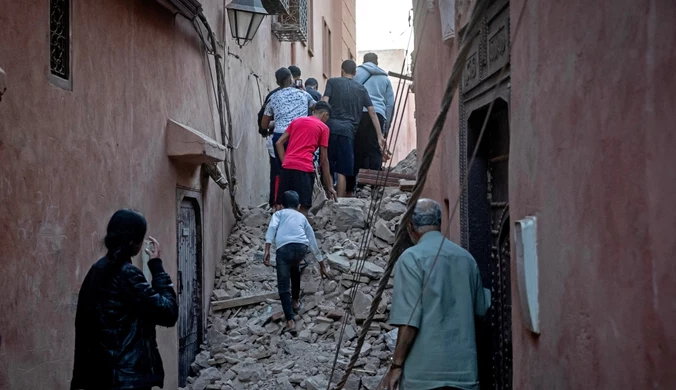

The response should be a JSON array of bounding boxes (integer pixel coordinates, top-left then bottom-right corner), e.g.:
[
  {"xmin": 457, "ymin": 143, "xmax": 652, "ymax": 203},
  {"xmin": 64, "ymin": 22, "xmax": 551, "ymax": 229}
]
[{"xmin": 182, "ymin": 187, "xmax": 412, "ymax": 390}]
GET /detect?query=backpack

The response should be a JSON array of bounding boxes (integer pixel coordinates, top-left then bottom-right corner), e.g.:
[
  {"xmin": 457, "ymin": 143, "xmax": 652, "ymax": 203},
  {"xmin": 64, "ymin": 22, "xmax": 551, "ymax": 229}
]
[{"xmin": 257, "ymin": 87, "xmax": 280, "ymax": 137}]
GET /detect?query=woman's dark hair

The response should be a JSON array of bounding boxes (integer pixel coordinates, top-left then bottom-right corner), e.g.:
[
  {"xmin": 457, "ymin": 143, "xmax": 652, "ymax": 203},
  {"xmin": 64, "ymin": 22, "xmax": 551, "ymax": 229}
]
[
  {"xmin": 105, "ymin": 209, "xmax": 147, "ymax": 261},
  {"xmin": 282, "ymin": 191, "xmax": 300, "ymax": 209}
]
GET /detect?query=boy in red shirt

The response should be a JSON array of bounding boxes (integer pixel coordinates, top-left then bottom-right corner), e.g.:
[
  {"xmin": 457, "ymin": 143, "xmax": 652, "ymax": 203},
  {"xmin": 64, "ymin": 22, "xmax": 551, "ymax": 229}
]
[{"xmin": 275, "ymin": 101, "xmax": 337, "ymax": 215}]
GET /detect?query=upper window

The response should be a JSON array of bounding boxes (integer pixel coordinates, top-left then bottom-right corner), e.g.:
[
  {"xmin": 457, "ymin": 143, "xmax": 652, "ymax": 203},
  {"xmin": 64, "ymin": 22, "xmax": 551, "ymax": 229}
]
[
  {"xmin": 322, "ymin": 18, "xmax": 331, "ymax": 79},
  {"xmin": 306, "ymin": 0, "xmax": 314, "ymax": 55},
  {"xmin": 49, "ymin": 0, "xmax": 72, "ymax": 89}
]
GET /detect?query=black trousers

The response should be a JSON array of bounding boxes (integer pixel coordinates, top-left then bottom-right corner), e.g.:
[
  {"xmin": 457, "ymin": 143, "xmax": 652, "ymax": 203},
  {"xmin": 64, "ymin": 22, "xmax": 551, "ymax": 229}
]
[{"xmin": 347, "ymin": 112, "xmax": 385, "ymax": 191}]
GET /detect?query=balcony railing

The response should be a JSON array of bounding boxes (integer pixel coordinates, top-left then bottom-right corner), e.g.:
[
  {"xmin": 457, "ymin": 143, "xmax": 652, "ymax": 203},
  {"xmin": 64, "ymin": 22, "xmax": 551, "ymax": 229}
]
[{"xmin": 272, "ymin": 0, "xmax": 307, "ymax": 42}]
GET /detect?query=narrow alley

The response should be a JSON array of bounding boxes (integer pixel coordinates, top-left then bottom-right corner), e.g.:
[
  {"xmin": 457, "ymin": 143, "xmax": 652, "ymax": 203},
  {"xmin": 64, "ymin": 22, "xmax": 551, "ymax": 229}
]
[
  {"xmin": 184, "ymin": 155, "xmax": 417, "ymax": 390},
  {"xmin": 1, "ymin": 0, "xmax": 675, "ymax": 389}
]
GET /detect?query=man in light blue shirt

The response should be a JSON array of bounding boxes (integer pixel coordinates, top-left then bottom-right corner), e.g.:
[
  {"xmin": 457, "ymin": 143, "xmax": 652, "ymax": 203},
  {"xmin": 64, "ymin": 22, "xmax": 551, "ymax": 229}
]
[
  {"xmin": 264, "ymin": 191, "xmax": 330, "ymax": 335},
  {"xmin": 381, "ymin": 199, "xmax": 491, "ymax": 390}
]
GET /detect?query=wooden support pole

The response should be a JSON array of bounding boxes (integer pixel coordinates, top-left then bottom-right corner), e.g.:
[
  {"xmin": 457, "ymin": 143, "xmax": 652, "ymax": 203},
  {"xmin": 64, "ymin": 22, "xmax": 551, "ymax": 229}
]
[
  {"xmin": 211, "ymin": 291, "xmax": 280, "ymax": 311},
  {"xmin": 388, "ymin": 71, "xmax": 413, "ymax": 81}
]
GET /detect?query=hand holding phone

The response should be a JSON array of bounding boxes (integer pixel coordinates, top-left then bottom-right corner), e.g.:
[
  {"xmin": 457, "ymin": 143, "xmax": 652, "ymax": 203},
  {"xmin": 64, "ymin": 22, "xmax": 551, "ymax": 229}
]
[{"xmin": 145, "ymin": 236, "xmax": 161, "ymax": 259}]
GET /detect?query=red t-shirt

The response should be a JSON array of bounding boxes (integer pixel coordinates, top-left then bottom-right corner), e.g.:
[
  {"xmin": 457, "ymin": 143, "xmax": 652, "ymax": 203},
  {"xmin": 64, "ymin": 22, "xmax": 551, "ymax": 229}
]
[{"xmin": 282, "ymin": 116, "xmax": 330, "ymax": 172}]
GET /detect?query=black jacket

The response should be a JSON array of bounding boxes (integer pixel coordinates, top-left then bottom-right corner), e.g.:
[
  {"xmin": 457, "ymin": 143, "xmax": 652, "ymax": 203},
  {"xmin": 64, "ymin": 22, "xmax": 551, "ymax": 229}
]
[{"xmin": 71, "ymin": 257, "xmax": 178, "ymax": 390}]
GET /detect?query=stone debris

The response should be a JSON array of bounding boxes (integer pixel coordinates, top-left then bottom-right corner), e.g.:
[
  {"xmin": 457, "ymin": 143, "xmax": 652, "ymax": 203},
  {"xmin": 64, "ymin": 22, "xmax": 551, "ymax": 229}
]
[
  {"xmin": 391, "ymin": 149, "xmax": 417, "ymax": 176},
  {"xmin": 184, "ymin": 189, "xmax": 411, "ymax": 389}
]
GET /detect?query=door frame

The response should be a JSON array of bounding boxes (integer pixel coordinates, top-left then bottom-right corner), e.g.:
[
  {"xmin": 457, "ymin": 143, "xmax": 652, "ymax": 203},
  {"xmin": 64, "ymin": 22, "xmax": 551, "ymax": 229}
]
[{"xmin": 175, "ymin": 188, "xmax": 204, "ymax": 383}]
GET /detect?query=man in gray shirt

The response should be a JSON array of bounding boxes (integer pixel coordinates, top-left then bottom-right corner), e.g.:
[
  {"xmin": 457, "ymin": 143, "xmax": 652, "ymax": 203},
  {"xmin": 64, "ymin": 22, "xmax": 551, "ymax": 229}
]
[
  {"xmin": 322, "ymin": 60, "xmax": 386, "ymax": 197},
  {"xmin": 382, "ymin": 199, "xmax": 491, "ymax": 390}
]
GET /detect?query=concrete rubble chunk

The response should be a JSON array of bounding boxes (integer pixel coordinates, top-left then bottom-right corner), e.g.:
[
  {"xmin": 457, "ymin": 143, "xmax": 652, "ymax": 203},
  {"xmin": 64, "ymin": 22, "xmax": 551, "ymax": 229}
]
[
  {"xmin": 327, "ymin": 253, "xmax": 351, "ymax": 272},
  {"xmin": 380, "ymin": 201, "xmax": 407, "ymax": 221},
  {"xmin": 305, "ymin": 374, "xmax": 329, "ymax": 390},
  {"xmin": 192, "ymin": 367, "xmax": 221, "ymax": 390},
  {"xmin": 276, "ymin": 376, "xmax": 296, "ymax": 390},
  {"xmin": 243, "ymin": 209, "xmax": 269, "ymax": 228},
  {"xmin": 331, "ymin": 200, "xmax": 367, "ymax": 232},
  {"xmin": 212, "ymin": 289, "xmax": 231, "ymax": 301},
  {"xmin": 350, "ymin": 261, "xmax": 385, "ymax": 280},
  {"xmin": 374, "ymin": 219, "xmax": 396, "ymax": 244},
  {"xmin": 353, "ymin": 291, "xmax": 373, "ymax": 320},
  {"xmin": 312, "ymin": 321, "xmax": 332, "ymax": 335}
]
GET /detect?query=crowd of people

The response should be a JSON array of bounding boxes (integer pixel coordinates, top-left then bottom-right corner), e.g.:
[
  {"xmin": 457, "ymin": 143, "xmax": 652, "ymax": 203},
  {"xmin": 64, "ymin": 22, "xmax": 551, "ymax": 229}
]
[{"xmin": 258, "ymin": 53, "xmax": 396, "ymax": 213}]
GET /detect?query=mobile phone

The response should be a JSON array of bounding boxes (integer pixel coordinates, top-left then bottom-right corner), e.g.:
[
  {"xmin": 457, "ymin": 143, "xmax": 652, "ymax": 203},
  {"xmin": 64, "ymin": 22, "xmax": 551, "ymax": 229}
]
[{"xmin": 295, "ymin": 79, "xmax": 303, "ymax": 88}]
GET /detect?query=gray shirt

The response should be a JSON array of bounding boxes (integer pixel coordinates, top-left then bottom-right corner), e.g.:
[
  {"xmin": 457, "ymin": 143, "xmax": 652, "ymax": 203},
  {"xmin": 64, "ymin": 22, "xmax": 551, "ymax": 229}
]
[
  {"xmin": 323, "ymin": 77, "xmax": 372, "ymax": 139},
  {"xmin": 390, "ymin": 231, "xmax": 491, "ymax": 390}
]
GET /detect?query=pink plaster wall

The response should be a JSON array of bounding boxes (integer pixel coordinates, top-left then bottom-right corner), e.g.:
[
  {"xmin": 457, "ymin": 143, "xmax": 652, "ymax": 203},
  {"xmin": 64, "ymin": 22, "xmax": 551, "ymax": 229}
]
[
  {"xmin": 411, "ymin": 0, "xmax": 462, "ymax": 241},
  {"xmin": 510, "ymin": 0, "xmax": 676, "ymax": 388},
  {"xmin": 0, "ymin": 1, "xmax": 235, "ymax": 388},
  {"xmin": 0, "ymin": 1, "xmax": 357, "ymax": 388},
  {"xmin": 414, "ymin": 0, "xmax": 676, "ymax": 388}
]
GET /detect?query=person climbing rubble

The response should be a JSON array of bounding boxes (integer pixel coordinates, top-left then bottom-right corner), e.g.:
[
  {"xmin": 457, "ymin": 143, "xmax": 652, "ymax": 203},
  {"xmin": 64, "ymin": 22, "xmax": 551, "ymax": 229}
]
[
  {"xmin": 264, "ymin": 190, "xmax": 331, "ymax": 336},
  {"xmin": 275, "ymin": 100, "xmax": 337, "ymax": 216}
]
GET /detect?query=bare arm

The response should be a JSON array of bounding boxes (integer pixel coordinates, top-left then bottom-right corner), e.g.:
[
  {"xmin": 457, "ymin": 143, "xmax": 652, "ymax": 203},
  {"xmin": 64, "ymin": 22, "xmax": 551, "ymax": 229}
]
[
  {"xmin": 367, "ymin": 106, "xmax": 386, "ymax": 151},
  {"xmin": 275, "ymin": 132, "xmax": 290, "ymax": 164},
  {"xmin": 261, "ymin": 115, "xmax": 272, "ymax": 130},
  {"xmin": 379, "ymin": 325, "xmax": 419, "ymax": 390},
  {"xmin": 393, "ymin": 325, "xmax": 419, "ymax": 366}
]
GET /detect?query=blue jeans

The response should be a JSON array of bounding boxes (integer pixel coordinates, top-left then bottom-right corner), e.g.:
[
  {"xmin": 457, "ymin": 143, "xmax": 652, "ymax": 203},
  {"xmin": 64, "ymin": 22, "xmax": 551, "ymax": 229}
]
[{"xmin": 275, "ymin": 243, "xmax": 307, "ymax": 321}]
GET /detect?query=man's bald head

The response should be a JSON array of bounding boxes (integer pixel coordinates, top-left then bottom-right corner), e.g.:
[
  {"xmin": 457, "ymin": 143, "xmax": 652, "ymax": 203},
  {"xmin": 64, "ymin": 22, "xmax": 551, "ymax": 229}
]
[{"xmin": 411, "ymin": 199, "xmax": 442, "ymax": 233}]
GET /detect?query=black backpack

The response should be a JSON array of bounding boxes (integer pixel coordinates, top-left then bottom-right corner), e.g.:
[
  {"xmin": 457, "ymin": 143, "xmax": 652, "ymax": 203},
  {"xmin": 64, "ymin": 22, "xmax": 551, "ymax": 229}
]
[{"xmin": 257, "ymin": 88, "xmax": 280, "ymax": 137}]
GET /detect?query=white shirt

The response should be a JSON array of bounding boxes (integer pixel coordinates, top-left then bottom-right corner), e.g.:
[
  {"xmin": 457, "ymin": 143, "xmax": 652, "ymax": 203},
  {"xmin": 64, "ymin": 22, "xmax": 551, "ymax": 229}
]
[
  {"xmin": 265, "ymin": 209, "xmax": 323, "ymax": 262},
  {"xmin": 266, "ymin": 137, "xmax": 275, "ymax": 158}
]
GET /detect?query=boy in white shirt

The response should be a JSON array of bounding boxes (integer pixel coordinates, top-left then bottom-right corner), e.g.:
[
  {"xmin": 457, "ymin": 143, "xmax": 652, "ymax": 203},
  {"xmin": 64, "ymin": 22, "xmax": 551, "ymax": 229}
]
[{"xmin": 264, "ymin": 191, "xmax": 330, "ymax": 335}]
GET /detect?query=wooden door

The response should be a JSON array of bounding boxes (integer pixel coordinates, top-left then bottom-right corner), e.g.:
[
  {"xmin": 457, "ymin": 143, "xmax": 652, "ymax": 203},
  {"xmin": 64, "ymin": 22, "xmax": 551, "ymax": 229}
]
[{"xmin": 177, "ymin": 199, "xmax": 201, "ymax": 387}]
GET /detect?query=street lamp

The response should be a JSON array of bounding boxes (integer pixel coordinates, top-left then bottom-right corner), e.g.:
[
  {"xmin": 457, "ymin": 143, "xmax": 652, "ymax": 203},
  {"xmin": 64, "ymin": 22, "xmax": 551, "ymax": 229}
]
[{"xmin": 225, "ymin": 0, "xmax": 268, "ymax": 48}]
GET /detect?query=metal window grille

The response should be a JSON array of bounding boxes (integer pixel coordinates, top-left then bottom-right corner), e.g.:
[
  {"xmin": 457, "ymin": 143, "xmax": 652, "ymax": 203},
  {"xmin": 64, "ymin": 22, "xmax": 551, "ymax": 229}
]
[
  {"xmin": 272, "ymin": 0, "xmax": 307, "ymax": 42},
  {"xmin": 50, "ymin": 0, "xmax": 70, "ymax": 80}
]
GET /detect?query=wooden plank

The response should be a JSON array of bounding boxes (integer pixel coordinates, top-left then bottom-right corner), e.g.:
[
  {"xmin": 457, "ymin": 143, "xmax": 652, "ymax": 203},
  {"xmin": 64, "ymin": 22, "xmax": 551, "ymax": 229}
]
[
  {"xmin": 399, "ymin": 179, "xmax": 416, "ymax": 192},
  {"xmin": 211, "ymin": 291, "xmax": 280, "ymax": 311},
  {"xmin": 358, "ymin": 169, "xmax": 416, "ymax": 180},
  {"xmin": 388, "ymin": 71, "xmax": 413, "ymax": 81},
  {"xmin": 358, "ymin": 169, "xmax": 416, "ymax": 188}
]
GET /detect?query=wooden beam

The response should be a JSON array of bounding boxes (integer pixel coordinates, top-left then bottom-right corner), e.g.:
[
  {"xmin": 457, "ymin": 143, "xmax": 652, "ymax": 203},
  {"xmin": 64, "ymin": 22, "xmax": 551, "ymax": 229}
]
[
  {"xmin": 388, "ymin": 71, "xmax": 413, "ymax": 81},
  {"xmin": 399, "ymin": 180, "xmax": 416, "ymax": 192},
  {"xmin": 211, "ymin": 291, "xmax": 280, "ymax": 311}
]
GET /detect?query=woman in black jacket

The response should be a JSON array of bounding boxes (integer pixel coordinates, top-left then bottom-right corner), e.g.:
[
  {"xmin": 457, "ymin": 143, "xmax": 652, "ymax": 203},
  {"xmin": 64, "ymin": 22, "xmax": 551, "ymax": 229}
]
[{"xmin": 71, "ymin": 209, "xmax": 178, "ymax": 390}]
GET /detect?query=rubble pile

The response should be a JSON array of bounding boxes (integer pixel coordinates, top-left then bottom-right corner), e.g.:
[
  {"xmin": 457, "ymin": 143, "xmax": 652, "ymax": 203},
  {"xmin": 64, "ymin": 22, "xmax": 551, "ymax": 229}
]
[
  {"xmin": 391, "ymin": 149, "xmax": 417, "ymax": 176},
  {"xmin": 182, "ymin": 188, "xmax": 412, "ymax": 390}
]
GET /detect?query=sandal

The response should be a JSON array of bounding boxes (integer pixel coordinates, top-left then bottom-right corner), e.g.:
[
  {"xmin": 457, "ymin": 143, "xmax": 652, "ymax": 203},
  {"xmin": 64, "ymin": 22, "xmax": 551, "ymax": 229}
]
[
  {"xmin": 292, "ymin": 301, "xmax": 304, "ymax": 314},
  {"xmin": 281, "ymin": 326, "xmax": 298, "ymax": 337}
]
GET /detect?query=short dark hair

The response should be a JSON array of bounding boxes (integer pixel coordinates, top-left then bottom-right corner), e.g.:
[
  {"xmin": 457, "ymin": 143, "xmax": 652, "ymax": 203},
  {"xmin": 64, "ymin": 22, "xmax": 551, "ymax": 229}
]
[
  {"xmin": 282, "ymin": 191, "xmax": 300, "ymax": 209},
  {"xmin": 341, "ymin": 60, "xmax": 357, "ymax": 75},
  {"xmin": 305, "ymin": 77, "xmax": 319, "ymax": 88},
  {"xmin": 363, "ymin": 53, "xmax": 378, "ymax": 65},
  {"xmin": 288, "ymin": 65, "xmax": 301, "ymax": 78},
  {"xmin": 275, "ymin": 67, "xmax": 292, "ymax": 85},
  {"xmin": 313, "ymin": 101, "xmax": 332, "ymax": 116}
]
